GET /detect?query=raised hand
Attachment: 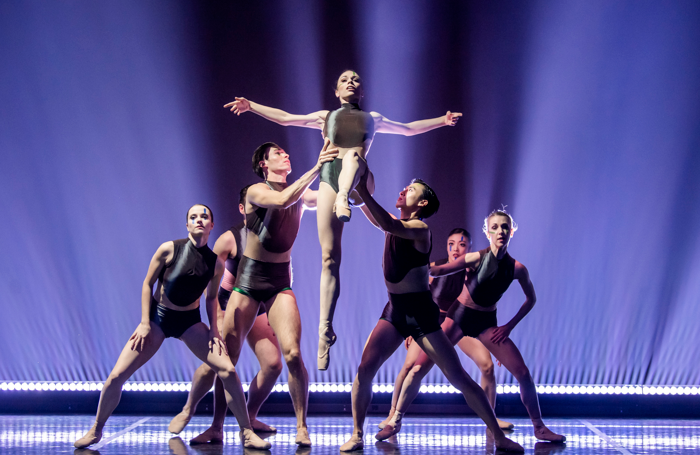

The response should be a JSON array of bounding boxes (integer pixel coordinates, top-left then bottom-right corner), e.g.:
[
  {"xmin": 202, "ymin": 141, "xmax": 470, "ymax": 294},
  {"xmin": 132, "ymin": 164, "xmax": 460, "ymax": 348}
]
[
  {"xmin": 223, "ymin": 97, "xmax": 251, "ymax": 115},
  {"xmin": 444, "ymin": 111, "xmax": 462, "ymax": 126},
  {"xmin": 129, "ymin": 323, "xmax": 151, "ymax": 352},
  {"xmin": 316, "ymin": 138, "xmax": 339, "ymax": 169}
]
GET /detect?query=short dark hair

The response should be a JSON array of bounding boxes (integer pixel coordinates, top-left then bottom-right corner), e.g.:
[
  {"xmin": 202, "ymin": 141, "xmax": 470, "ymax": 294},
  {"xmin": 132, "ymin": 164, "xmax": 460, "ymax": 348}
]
[
  {"xmin": 252, "ymin": 142, "xmax": 281, "ymax": 179},
  {"xmin": 448, "ymin": 228, "xmax": 472, "ymax": 245},
  {"xmin": 239, "ymin": 184, "xmax": 253, "ymax": 206},
  {"xmin": 186, "ymin": 204, "xmax": 214, "ymax": 223},
  {"xmin": 411, "ymin": 178, "xmax": 439, "ymax": 219}
]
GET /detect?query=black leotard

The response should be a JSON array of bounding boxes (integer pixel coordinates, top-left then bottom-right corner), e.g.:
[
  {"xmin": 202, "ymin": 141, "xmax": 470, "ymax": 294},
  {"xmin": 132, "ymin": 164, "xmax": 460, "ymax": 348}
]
[
  {"xmin": 225, "ymin": 222, "xmax": 247, "ymax": 275},
  {"xmin": 322, "ymin": 103, "xmax": 375, "ymax": 148},
  {"xmin": 466, "ymin": 247, "xmax": 516, "ymax": 307},
  {"xmin": 246, "ymin": 181, "xmax": 302, "ymax": 254},
  {"xmin": 430, "ymin": 257, "xmax": 467, "ymax": 311},
  {"xmin": 383, "ymin": 232, "xmax": 432, "ymax": 284},
  {"xmin": 158, "ymin": 238, "xmax": 217, "ymax": 307}
]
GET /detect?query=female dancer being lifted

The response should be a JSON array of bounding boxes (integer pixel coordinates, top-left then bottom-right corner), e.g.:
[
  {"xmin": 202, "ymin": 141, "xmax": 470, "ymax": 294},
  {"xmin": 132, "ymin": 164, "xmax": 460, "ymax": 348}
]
[
  {"xmin": 376, "ymin": 210, "xmax": 565, "ymax": 444},
  {"xmin": 74, "ymin": 205, "xmax": 270, "ymax": 450},
  {"xmin": 378, "ymin": 228, "xmax": 512, "ymax": 435},
  {"xmin": 225, "ymin": 70, "xmax": 461, "ymax": 370}
]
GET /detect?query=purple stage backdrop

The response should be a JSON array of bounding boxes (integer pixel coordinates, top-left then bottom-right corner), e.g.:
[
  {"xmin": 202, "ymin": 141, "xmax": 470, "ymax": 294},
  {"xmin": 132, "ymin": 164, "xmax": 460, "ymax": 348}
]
[{"xmin": 1, "ymin": 1, "xmax": 699, "ymax": 388}]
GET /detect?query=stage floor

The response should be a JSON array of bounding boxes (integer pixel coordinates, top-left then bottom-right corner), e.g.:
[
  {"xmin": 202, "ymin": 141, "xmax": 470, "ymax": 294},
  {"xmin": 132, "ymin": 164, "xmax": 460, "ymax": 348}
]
[{"xmin": 1, "ymin": 415, "xmax": 698, "ymax": 454}]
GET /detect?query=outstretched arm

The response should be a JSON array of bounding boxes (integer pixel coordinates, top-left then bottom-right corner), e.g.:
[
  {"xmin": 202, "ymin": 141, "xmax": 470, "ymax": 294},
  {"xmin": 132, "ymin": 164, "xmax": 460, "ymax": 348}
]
[
  {"xmin": 224, "ymin": 97, "xmax": 328, "ymax": 129},
  {"xmin": 373, "ymin": 111, "xmax": 462, "ymax": 136},
  {"xmin": 247, "ymin": 139, "xmax": 338, "ymax": 209},
  {"xmin": 355, "ymin": 173, "xmax": 428, "ymax": 241},
  {"xmin": 429, "ymin": 252, "xmax": 481, "ymax": 277},
  {"xmin": 490, "ymin": 261, "xmax": 537, "ymax": 344}
]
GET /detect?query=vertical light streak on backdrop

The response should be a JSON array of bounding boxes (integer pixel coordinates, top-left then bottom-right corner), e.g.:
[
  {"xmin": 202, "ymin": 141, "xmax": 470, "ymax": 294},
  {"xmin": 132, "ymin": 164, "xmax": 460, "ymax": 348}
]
[
  {"xmin": 0, "ymin": 2, "xmax": 214, "ymax": 382},
  {"xmin": 510, "ymin": 0, "xmax": 700, "ymax": 386}
]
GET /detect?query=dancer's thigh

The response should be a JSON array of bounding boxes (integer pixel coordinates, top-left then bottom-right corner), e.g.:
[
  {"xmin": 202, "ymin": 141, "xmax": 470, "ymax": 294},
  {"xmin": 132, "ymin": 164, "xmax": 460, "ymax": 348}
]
[
  {"xmin": 457, "ymin": 336, "xmax": 494, "ymax": 371},
  {"xmin": 247, "ymin": 313, "xmax": 282, "ymax": 367},
  {"xmin": 110, "ymin": 322, "xmax": 165, "ymax": 379},
  {"xmin": 265, "ymin": 290, "xmax": 302, "ymax": 355},
  {"xmin": 317, "ymin": 182, "xmax": 344, "ymax": 254},
  {"xmin": 180, "ymin": 322, "xmax": 236, "ymax": 374},
  {"xmin": 478, "ymin": 329, "xmax": 527, "ymax": 375},
  {"xmin": 222, "ymin": 292, "xmax": 261, "ymax": 360}
]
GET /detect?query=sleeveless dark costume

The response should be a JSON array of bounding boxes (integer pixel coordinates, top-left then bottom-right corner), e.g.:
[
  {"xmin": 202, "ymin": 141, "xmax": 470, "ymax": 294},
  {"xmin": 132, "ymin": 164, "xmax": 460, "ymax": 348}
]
[
  {"xmin": 150, "ymin": 238, "xmax": 217, "ymax": 338},
  {"xmin": 430, "ymin": 257, "xmax": 467, "ymax": 324},
  {"xmin": 379, "ymin": 232, "xmax": 441, "ymax": 339},
  {"xmin": 233, "ymin": 181, "xmax": 300, "ymax": 303},
  {"xmin": 319, "ymin": 103, "xmax": 375, "ymax": 194},
  {"xmin": 446, "ymin": 247, "xmax": 516, "ymax": 338}
]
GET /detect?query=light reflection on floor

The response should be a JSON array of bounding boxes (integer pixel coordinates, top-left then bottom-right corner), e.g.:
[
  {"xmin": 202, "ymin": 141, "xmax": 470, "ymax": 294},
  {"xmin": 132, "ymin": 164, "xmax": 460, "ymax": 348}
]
[{"xmin": 0, "ymin": 415, "xmax": 698, "ymax": 454}]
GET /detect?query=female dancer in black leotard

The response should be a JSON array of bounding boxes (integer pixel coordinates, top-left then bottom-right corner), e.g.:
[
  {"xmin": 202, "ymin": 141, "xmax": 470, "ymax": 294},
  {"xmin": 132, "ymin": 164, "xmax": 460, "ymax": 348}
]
[
  {"xmin": 225, "ymin": 70, "xmax": 462, "ymax": 370},
  {"xmin": 378, "ymin": 210, "xmax": 565, "ymax": 444},
  {"xmin": 74, "ymin": 205, "xmax": 269, "ymax": 450},
  {"xmin": 378, "ymin": 228, "xmax": 512, "ymax": 434}
]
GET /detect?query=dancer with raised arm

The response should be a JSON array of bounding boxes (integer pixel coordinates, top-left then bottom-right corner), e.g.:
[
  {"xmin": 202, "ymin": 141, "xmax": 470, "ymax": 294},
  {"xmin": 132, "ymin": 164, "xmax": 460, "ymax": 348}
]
[
  {"xmin": 225, "ymin": 70, "xmax": 462, "ymax": 370},
  {"xmin": 339, "ymin": 173, "xmax": 522, "ymax": 452},
  {"xmin": 222, "ymin": 140, "xmax": 338, "ymax": 448},
  {"xmin": 378, "ymin": 209, "xmax": 565, "ymax": 444},
  {"xmin": 378, "ymin": 228, "xmax": 513, "ymax": 434},
  {"xmin": 169, "ymin": 185, "xmax": 282, "ymax": 444},
  {"xmin": 74, "ymin": 205, "xmax": 270, "ymax": 450}
]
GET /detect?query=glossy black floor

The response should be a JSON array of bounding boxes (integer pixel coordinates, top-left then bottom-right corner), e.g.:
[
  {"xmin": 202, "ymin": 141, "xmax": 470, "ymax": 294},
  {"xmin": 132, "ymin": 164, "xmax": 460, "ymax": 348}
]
[{"xmin": 1, "ymin": 415, "xmax": 699, "ymax": 454}]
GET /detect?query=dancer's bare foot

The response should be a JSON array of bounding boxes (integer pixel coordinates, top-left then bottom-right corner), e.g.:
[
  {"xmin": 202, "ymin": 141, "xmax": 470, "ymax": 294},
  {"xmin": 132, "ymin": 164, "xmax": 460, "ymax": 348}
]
[
  {"xmin": 251, "ymin": 418, "xmax": 277, "ymax": 433},
  {"xmin": 240, "ymin": 428, "xmax": 271, "ymax": 449},
  {"xmin": 535, "ymin": 425, "xmax": 566, "ymax": 442},
  {"xmin": 295, "ymin": 427, "xmax": 312, "ymax": 447},
  {"xmin": 190, "ymin": 427, "xmax": 224, "ymax": 445},
  {"xmin": 168, "ymin": 410, "xmax": 192, "ymax": 434},
  {"xmin": 74, "ymin": 425, "xmax": 102, "ymax": 449},
  {"xmin": 494, "ymin": 434, "xmax": 524, "ymax": 452},
  {"xmin": 498, "ymin": 418, "xmax": 515, "ymax": 430},
  {"xmin": 340, "ymin": 434, "xmax": 364, "ymax": 452},
  {"xmin": 378, "ymin": 409, "xmax": 395, "ymax": 429},
  {"xmin": 317, "ymin": 322, "xmax": 337, "ymax": 371}
]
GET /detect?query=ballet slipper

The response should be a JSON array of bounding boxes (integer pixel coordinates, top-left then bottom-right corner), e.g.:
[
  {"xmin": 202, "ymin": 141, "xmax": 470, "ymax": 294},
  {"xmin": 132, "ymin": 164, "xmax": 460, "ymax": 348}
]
[
  {"xmin": 189, "ymin": 427, "xmax": 224, "ymax": 445},
  {"xmin": 340, "ymin": 435, "xmax": 364, "ymax": 452},
  {"xmin": 534, "ymin": 425, "xmax": 566, "ymax": 442},
  {"xmin": 250, "ymin": 418, "xmax": 277, "ymax": 433},
  {"xmin": 498, "ymin": 418, "xmax": 515, "ymax": 430},
  {"xmin": 375, "ymin": 411, "xmax": 402, "ymax": 440},
  {"xmin": 295, "ymin": 427, "xmax": 312, "ymax": 447},
  {"xmin": 239, "ymin": 428, "xmax": 271, "ymax": 449},
  {"xmin": 378, "ymin": 409, "xmax": 395, "ymax": 429},
  {"xmin": 334, "ymin": 192, "xmax": 352, "ymax": 222},
  {"xmin": 168, "ymin": 410, "xmax": 192, "ymax": 434},
  {"xmin": 74, "ymin": 425, "xmax": 102, "ymax": 449},
  {"xmin": 317, "ymin": 322, "xmax": 337, "ymax": 371}
]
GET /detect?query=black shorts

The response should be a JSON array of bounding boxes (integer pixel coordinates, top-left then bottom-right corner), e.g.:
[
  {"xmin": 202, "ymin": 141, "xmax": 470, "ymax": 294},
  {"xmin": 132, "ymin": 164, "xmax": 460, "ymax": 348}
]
[
  {"xmin": 149, "ymin": 298, "xmax": 201, "ymax": 339},
  {"xmin": 446, "ymin": 302, "xmax": 497, "ymax": 338},
  {"xmin": 320, "ymin": 158, "xmax": 342, "ymax": 193},
  {"xmin": 233, "ymin": 256, "xmax": 292, "ymax": 303},
  {"xmin": 380, "ymin": 291, "xmax": 442, "ymax": 339},
  {"xmin": 219, "ymin": 287, "xmax": 265, "ymax": 316}
]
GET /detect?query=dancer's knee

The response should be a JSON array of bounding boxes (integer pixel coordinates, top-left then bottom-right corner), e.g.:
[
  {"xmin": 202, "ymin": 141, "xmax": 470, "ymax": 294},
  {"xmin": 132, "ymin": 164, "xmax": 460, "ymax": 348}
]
[
  {"xmin": 512, "ymin": 365, "xmax": 532, "ymax": 384},
  {"xmin": 479, "ymin": 361, "xmax": 495, "ymax": 380},
  {"xmin": 356, "ymin": 361, "xmax": 379, "ymax": 384},
  {"xmin": 216, "ymin": 364, "xmax": 237, "ymax": 382},
  {"xmin": 283, "ymin": 349, "xmax": 304, "ymax": 372},
  {"xmin": 321, "ymin": 249, "xmax": 341, "ymax": 270},
  {"xmin": 262, "ymin": 358, "xmax": 284, "ymax": 378},
  {"xmin": 408, "ymin": 363, "xmax": 428, "ymax": 382}
]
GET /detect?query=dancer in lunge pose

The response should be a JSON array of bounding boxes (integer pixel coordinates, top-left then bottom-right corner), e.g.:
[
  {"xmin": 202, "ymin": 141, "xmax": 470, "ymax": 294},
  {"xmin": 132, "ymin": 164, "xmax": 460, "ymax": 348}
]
[
  {"xmin": 378, "ymin": 228, "xmax": 513, "ymax": 434},
  {"xmin": 378, "ymin": 209, "xmax": 565, "ymax": 443},
  {"xmin": 225, "ymin": 70, "xmax": 462, "ymax": 370},
  {"xmin": 74, "ymin": 205, "xmax": 270, "ymax": 450},
  {"xmin": 169, "ymin": 185, "xmax": 282, "ymax": 444},
  {"xmin": 339, "ymin": 174, "xmax": 522, "ymax": 452},
  {"xmin": 222, "ymin": 140, "xmax": 338, "ymax": 448}
]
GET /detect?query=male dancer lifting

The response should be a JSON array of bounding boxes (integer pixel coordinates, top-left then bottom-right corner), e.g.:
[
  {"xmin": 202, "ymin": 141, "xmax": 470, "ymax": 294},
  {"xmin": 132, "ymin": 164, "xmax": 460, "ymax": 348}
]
[
  {"xmin": 223, "ymin": 139, "xmax": 338, "ymax": 447},
  {"xmin": 340, "ymin": 171, "xmax": 522, "ymax": 452}
]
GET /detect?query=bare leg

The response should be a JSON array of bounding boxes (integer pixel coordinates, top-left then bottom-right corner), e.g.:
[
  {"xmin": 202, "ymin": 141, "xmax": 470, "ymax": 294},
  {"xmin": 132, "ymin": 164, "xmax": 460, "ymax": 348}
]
[
  {"xmin": 246, "ymin": 312, "xmax": 283, "ymax": 432},
  {"xmin": 189, "ymin": 377, "xmax": 227, "ymax": 444},
  {"xmin": 75, "ymin": 323, "xmax": 165, "ymax": 448},
  {"xmin": 340, "ymin": 320, "xmax": 404, "ymax": 452},
  {"xmin": 182, "ymin": 321, "xmax": 269, "ymax": 449},
  {"xmin": 478, "ymin": 329, "xmax": 565, "ymax": 442},
  {"xmin": 317, "ymin": 182, "xmax": 344, "ymax": 370},
  {"xmin": 457, "ymin": 336, "xmax": 513, "ymax": 430},
  {"xmin": 266, "ymin": 290, "xmax": 311, "ymax": 446},
  {"xmin": 414, "ymin": 332, "xmax": 522, "ymax": 451},
  {"xmin": 169, "ymin": 362, "xmax": 216, "ymax": 433},
  {"xmin": 380, "ymin": 338, "xmax": 425, "ymax": 429},
  {"xmin": 334, "ymin": 150, "xmax": 367, "ymax": 221}
]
